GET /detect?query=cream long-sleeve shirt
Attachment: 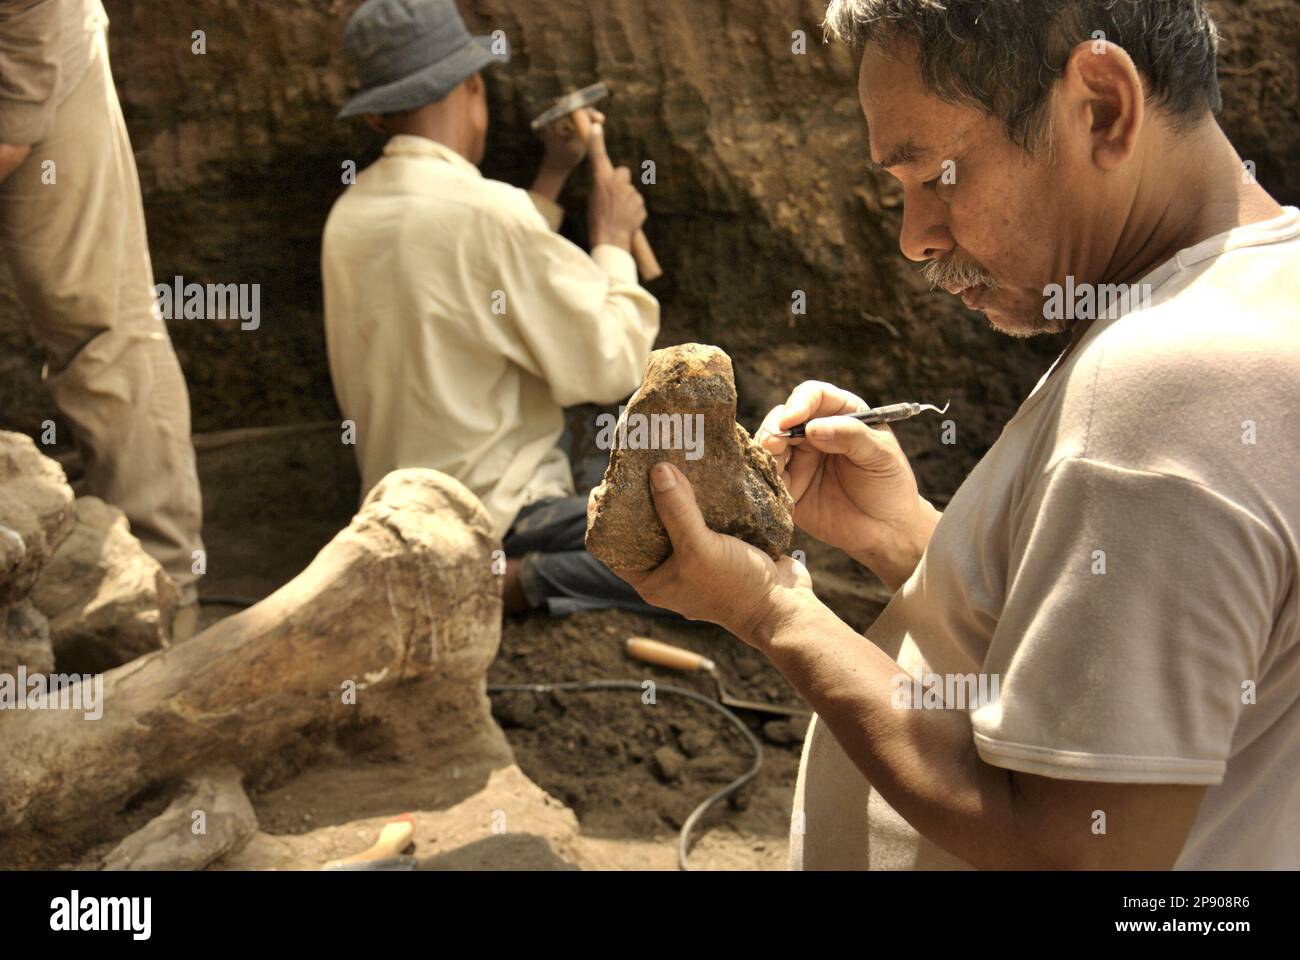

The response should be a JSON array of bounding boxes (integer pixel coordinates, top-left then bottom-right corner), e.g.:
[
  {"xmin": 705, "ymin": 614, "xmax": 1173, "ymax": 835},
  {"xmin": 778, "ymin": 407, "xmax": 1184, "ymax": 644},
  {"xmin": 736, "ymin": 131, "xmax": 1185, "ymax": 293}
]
[
  {"xmin": 321, "ymin": 134, "xmax": 660, "ymax": 538},
  {"xmin": 0, "ymin": 0, "xmax": 105, "ymax": 144}
]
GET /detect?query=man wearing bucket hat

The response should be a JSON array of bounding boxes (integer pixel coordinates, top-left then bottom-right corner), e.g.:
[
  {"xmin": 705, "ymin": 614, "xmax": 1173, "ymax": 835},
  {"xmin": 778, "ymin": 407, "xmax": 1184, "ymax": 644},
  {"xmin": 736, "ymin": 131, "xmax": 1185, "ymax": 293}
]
[{"xmin": 323, "ymin": 0, "xmax": 664, "ymax": 617}]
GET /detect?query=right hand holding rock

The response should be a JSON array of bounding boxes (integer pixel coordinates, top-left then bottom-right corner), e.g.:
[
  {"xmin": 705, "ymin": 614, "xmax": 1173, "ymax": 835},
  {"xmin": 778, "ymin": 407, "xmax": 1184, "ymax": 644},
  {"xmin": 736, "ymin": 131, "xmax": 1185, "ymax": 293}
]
[
  {"xmin": 587, "ymin": 123, "xmax": 647, "ymax": 252},
  {"xmin": 758, "ymin": 380, "xmax": 940, "ymax": 592}
]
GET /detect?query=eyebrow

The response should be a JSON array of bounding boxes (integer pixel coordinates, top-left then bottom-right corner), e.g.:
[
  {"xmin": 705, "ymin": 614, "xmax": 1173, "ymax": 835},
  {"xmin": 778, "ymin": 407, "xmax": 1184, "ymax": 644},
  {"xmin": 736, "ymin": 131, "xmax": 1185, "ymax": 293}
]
[{"xmin": 870, "ymin": 141, "xmax": 931, "ymax": 171}]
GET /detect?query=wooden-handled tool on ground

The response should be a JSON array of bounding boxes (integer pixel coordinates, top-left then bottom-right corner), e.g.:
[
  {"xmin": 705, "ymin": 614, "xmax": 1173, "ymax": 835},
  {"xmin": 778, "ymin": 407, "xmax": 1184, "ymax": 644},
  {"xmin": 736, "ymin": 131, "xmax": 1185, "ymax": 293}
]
[
  {"xmin": 625, "ymin": 637, "xmax": 810, "ymax": 719},
  {"xmin": 321, "ymin": 812, "xmax": 418, "ymax": 870},
  {"xmin": 531, "ymin": 82, "xmax": 663, "ymax": 281}
]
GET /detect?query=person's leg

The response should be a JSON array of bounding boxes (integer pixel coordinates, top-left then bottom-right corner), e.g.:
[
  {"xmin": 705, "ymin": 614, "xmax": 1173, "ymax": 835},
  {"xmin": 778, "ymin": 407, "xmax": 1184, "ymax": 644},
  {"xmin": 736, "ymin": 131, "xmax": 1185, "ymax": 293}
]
[
  {"xmin": 502, "ymin": 495, "xmax": 680, "ymax": 618},
  {"xmin": 502, "ymin": 495, "xmax": 589, "ymax": 554},
  {"xmin": 502, "ymin": 556, "xmax": 531, "ymax": 614},
  {"xmin": 518, "ymin": 547, "xmax": 676, "ymax": 617},
  {"xmin": 0, "ymin": 31, "xmax": 205, "ymax": 624}
]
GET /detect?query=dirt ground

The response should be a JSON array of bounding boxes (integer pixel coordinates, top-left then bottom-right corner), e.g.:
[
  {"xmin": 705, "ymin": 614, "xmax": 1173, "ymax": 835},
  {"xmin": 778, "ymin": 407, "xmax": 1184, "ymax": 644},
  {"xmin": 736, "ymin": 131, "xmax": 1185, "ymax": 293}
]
[
  {"xmin": 191, "ymin": 587, "xmax": 807, "ymax": 872},
  {"xmin": 490, "ymin": 610, "xmax": 806, "ymax": 857},
  {"xmin": 217, "ymin": 582, "xmax": 811, "ymax": 868},
  {"xmin": 218, "ymin": 608, "xmax": 810, "ymax": 871}
]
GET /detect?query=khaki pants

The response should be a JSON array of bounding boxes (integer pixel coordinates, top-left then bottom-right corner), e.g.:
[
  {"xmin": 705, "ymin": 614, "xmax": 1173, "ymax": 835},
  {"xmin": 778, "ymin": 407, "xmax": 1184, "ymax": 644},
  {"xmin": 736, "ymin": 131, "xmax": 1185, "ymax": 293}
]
[{"xmin": 0, "ymin": 30, "xmax": 203, "ymax": 604}]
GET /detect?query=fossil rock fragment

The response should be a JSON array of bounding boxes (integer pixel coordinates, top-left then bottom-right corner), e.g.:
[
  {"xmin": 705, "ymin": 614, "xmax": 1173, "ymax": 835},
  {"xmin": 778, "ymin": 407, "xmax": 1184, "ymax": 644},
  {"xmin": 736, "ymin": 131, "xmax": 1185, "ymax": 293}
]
[{"xmin": 586, "ymin": 343, "xmax": 793, "ymax": 571}]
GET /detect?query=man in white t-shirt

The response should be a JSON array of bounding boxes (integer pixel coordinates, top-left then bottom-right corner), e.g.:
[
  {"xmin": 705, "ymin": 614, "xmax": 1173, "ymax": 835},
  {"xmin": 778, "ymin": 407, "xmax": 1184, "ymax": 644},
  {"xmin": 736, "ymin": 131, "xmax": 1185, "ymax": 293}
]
[{"xmin": 599, "ymin": 0, "xmax": 1299, "ymax": 868}]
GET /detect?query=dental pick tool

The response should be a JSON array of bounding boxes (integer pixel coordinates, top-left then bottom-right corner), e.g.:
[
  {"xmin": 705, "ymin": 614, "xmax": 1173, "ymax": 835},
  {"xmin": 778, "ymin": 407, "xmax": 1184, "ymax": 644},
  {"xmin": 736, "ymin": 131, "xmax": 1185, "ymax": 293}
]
[{"xmin": 774, "ymin": 400, "xmax": 951, "ymax": 439}]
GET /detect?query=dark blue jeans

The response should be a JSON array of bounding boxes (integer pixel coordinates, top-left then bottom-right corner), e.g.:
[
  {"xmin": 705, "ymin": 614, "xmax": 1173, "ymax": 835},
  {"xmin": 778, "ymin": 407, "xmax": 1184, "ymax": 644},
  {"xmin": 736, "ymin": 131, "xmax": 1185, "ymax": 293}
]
[{"xmin": 504, "ymin": 495, "xmax": 678, "ymax": 618}]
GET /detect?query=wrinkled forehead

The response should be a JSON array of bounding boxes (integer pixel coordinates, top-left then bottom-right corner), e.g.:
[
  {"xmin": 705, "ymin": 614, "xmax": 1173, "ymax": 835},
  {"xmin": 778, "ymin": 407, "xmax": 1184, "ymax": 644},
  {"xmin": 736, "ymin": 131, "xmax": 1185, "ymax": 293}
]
[{"xmin": 856, "ymin": 41, "xmax": 975, "ymax": 170}]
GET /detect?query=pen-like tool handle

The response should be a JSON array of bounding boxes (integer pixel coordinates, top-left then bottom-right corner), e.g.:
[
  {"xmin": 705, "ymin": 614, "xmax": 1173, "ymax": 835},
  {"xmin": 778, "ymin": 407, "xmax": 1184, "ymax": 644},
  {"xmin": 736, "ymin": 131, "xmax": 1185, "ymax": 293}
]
[
  {"xmin": 856, "ymin": 402, "xmax": 918, "ymax": 424},
  {"xmin": 783, "ymin": 402, "xmax": 917, "ymax": 439}
]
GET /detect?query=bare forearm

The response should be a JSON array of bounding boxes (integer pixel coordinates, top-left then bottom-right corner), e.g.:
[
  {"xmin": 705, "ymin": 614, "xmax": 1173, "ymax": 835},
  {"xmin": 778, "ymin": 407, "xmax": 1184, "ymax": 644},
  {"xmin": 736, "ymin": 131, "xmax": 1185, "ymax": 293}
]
[
  {"xmin": 530, "ymin": 163, "xmax": 570, "ymax": 203},
  {"xmin": 747, "ymin": 593, "xmax": 1205, "ymax": 869},
  {"xmin": 751, "ymin": 596, "xmax": 1029, "ymax": 867},
  {"xmin": 849, "ymin": 497, "xmax": 943, "ymax": 592}
]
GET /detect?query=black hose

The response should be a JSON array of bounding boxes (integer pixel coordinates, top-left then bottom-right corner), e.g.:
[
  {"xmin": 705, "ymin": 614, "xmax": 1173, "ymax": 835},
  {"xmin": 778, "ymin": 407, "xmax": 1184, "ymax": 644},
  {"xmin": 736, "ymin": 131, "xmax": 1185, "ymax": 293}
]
[{"xmin": 487, "ymin": 680, "xmax": 764, "ymax": 871}]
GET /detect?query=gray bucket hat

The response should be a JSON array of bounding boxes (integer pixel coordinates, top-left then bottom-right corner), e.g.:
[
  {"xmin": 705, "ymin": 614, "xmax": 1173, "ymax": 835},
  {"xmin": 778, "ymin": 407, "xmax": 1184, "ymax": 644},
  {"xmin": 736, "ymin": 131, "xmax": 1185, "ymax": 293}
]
[{"xmin": 338, "ymin": 0, "xmax": 510, "ymax": 119}]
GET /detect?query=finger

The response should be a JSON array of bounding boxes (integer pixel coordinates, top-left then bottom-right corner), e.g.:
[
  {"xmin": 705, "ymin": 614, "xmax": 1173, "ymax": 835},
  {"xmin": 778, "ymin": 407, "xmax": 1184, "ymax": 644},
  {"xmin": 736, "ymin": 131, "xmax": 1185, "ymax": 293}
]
[
  {"xmin": 801, "ymin": 414, "xmax": 899, "ymax": 470},
  {"xmin": 757, "ymin": 403, "xmax": 797, "ymax": 451},
  {"xmin": 757, "ymin": 404, "xmax": 796, "ymax": 472},
  {"xmin": 615, "ymin": 165, "xmax": 632, "ymax": 183},
  {"xmin": 780, "ymin": 380, "xmax": 869, "ymax": 431},
  {"xmin": 570, "ymin": 109, "xmax": 594, "ymax": 142},
  {"xmin": 783, "ymin": 441, "xmax": 823, "ymax": 500},
  {"xmin": 649, "ymin": 462, "xmax": 709, "ymax": 550},
  {"xmin": 757, "ymin": 404, "xmax": 787, "ymax": 441},
  {"xmin": 588, "ymin": 122, "xmax": 614, "ymax": 177}
]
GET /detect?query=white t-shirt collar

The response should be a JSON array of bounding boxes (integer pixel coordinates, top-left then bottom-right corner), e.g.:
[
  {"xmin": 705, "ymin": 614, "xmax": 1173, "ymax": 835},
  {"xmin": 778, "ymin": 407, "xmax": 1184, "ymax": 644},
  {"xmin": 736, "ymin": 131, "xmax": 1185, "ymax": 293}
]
[{"xmin": 1017, "ymin": 206, "xmax": 1300, "ymax": 414}]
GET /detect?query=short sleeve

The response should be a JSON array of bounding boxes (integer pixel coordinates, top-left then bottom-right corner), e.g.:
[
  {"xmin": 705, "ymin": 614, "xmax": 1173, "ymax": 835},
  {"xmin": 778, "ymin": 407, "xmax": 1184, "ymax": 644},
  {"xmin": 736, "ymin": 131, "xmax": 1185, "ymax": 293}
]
[{"xmin": 971, "ymin": 456, "xmax": 1282, "ymax": 784}]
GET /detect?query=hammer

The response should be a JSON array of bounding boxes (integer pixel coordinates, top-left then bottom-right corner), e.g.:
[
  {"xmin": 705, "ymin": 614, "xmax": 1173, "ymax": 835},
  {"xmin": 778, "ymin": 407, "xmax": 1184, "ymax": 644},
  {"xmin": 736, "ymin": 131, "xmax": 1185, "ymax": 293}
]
[{"xmin": 531, "ymin": 83, "xmax": 663, "ymax": 281}]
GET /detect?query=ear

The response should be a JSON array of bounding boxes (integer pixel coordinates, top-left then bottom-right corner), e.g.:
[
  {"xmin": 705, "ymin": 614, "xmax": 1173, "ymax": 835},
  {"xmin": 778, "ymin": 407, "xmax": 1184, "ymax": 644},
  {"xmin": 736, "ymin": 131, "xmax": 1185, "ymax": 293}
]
[
  {"xmin": 363, "ymin": 114, "xmax": 387, "ymax": 135},
  {"xmin": 1059, "ymin": 39, "xmax": 1144, "ymax": 171},
  {"xmin": 464, "ymin": 72, "xmax": 484, "ymax": 96}
]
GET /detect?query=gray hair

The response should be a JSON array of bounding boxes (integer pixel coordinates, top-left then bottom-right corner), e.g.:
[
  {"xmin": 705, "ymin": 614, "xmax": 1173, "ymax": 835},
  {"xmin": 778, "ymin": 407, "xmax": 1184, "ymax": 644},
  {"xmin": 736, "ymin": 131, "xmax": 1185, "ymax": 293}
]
[{"xmin": 825, "ymin": 0, "xmax": 1222, "ymax": 150}]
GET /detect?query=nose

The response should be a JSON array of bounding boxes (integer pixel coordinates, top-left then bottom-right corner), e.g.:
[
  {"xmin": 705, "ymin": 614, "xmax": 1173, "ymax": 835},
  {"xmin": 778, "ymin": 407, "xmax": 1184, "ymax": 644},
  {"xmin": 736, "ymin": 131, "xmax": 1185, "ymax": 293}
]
[{"xmin": 898, "ymin": 188, "xmax": 955, "ymax": 263}]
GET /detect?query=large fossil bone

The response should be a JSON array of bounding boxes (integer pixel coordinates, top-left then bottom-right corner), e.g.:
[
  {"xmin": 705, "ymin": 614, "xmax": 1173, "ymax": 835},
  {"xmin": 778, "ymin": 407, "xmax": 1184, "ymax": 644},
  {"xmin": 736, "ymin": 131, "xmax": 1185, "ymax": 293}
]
[{"xmin": 0, "ymin": 469, "xmax": 503, "ymax": 851}]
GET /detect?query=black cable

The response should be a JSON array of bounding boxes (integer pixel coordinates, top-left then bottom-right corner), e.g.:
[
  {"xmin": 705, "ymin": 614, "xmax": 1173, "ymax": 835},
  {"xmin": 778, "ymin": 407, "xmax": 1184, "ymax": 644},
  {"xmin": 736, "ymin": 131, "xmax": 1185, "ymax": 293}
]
[
  {"xmin": 196, "ymin": 595, "xmax": 258, "ymax": 608},
  {"xmin": 487, "ymin": 680, "xmax": 764, "ymax": 871}
]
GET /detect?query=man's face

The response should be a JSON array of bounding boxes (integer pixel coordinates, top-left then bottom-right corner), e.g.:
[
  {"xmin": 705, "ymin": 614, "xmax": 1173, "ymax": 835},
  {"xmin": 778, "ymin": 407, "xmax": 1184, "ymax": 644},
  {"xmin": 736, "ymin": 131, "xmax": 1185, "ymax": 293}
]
[
  {"xmin": 859, "ymin": 41, "xmax": 1099, "ymax": 337},
  {"xmin": 468, "ymin": 74, "xmax": 489, "ymax": 166}
]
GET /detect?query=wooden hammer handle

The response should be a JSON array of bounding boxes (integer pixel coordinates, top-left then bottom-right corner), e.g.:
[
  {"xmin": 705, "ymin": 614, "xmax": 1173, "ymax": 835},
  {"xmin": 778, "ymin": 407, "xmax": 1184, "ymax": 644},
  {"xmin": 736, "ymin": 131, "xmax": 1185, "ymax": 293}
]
[
  {"xmin": 626, "ymin": 637, "xmax": 713, "ymax": 673},
  {"xmin": 631, "ymin": 229, "xmax": 663, "ymax": 281},
  {"xmin": 323, "ymin": 813, "xmax": 415, "ymax": 868},
  {"xmin": 585, "ymin": 120, "xmax": 663, "ymax": 282}
]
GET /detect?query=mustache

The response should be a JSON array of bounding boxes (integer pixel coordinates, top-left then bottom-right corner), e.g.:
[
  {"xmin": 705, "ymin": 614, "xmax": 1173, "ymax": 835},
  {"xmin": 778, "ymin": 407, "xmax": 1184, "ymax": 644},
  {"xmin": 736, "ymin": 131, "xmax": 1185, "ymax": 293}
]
[{"xmin": 923, "ymin": 255, "xmax": 998, "ymax": 292}]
